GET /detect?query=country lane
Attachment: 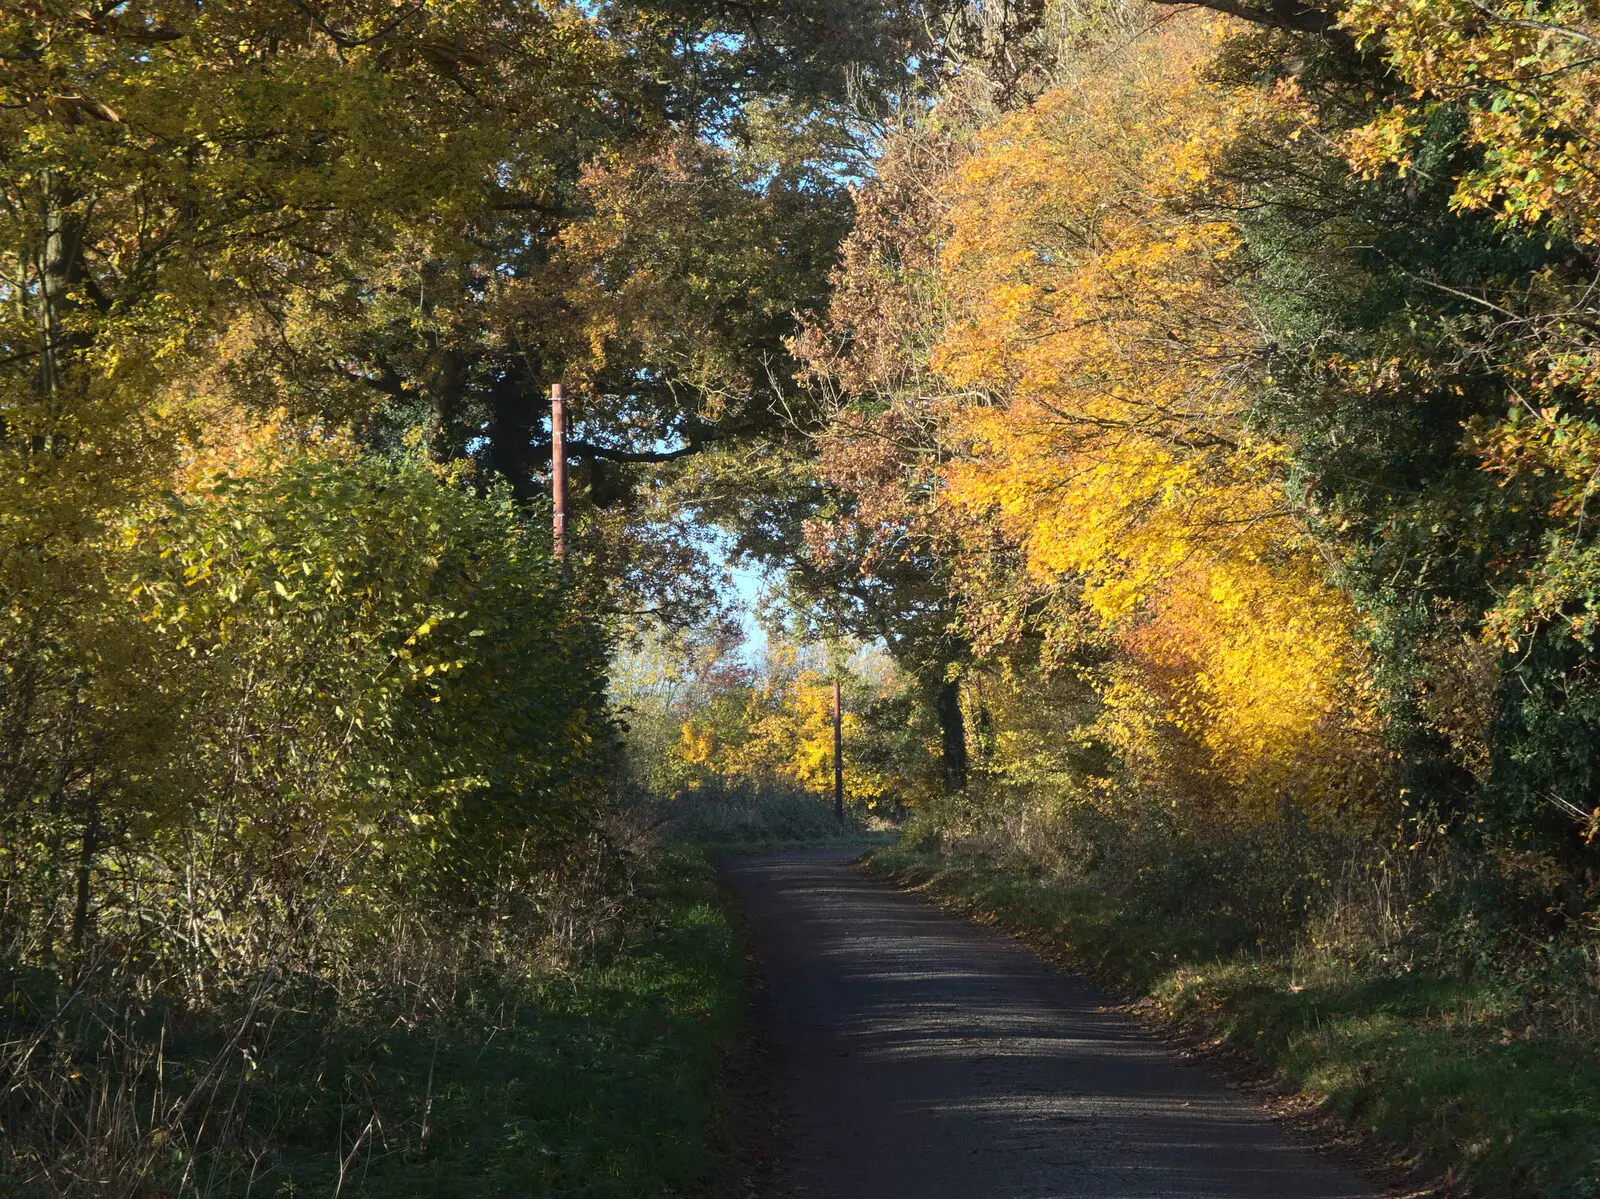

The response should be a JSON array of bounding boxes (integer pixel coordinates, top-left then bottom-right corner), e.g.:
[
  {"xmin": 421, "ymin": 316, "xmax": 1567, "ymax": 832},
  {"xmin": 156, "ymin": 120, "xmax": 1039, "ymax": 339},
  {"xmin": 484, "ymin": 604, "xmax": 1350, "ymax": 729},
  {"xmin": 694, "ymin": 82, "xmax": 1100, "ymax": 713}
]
[{"xmin": 719, "ymin": 847, "xmax": 1379, "ymax": 1199}]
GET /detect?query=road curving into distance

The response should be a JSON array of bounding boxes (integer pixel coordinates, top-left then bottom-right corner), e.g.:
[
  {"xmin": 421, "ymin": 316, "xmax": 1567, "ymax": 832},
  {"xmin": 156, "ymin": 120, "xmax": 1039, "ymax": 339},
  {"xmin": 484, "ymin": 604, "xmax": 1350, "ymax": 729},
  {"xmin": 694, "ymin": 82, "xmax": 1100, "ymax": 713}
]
[{"xmin": 720, "ymin": 847, "xmax": 1378, "ymax": 1199}]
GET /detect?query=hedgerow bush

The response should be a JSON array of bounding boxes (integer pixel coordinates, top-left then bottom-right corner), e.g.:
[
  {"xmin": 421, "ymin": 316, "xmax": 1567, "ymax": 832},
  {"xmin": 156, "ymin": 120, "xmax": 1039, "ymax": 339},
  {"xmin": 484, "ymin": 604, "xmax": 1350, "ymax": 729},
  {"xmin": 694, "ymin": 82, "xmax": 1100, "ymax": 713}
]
[{"xmin": 0, "ymin": 452, "xmax": 619, "ymax": 1191}]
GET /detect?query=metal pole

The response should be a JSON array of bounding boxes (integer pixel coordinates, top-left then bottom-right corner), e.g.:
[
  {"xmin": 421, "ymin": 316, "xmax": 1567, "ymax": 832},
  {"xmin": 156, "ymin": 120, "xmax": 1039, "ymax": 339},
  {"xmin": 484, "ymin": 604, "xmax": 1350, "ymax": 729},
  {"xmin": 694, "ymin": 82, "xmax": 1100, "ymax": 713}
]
[
  {"xmin": 550, "ymin": 382, "xmax": 567, "ymax": 559},
  {"xmin": 833, "ymin": 677, "xmax": 844, "ymax": 823}
]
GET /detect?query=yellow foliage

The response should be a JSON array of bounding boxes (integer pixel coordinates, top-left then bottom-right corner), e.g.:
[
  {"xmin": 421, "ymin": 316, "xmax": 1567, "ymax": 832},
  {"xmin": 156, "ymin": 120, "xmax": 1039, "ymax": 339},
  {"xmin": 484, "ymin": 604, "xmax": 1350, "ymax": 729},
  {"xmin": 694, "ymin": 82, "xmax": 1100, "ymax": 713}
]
[
  {"xmin": 675, "ymin": 721, "xmax": 720, "ymax": 782},
  {"xmin": 668, "ymin": 666, "xmax": 894, "ymax": 806},
  {"xmin": 931, "ymin": 20, "xmax": 1383, "ymax": 819},
  {"xmin": 1341, "ymin": 0, "xmax": 1600, "ymax": 245}
]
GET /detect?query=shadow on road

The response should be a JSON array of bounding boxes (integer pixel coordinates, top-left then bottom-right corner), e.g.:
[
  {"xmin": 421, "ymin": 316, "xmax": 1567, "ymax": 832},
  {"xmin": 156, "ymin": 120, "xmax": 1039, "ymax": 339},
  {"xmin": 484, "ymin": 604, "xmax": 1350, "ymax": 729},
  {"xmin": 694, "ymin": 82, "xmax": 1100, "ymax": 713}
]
[{"xmin": 721, "ymin": 847, "xmax": 1375, "ymax": 1199}]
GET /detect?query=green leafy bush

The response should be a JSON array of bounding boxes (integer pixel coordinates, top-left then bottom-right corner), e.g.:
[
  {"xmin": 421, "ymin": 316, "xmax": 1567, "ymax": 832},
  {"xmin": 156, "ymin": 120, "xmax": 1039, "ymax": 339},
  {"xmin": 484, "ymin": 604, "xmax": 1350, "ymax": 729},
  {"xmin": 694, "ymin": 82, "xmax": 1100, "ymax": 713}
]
[{"xmin": 0, "ymin": 452, "xmax": 620, "ymax": 1191}]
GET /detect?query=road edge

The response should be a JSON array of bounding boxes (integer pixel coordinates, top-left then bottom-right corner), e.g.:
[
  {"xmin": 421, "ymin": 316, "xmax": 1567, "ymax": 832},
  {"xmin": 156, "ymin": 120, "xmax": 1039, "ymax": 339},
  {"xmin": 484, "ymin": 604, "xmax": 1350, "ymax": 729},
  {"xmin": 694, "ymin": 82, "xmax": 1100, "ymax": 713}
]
[
  {"xmin": 709, "ymin": 850, "xmax": 788, "ymax": 1199},
  {"xmin": 859, "ymin": 850, "xmax": 1456, "ymax": 1199}
]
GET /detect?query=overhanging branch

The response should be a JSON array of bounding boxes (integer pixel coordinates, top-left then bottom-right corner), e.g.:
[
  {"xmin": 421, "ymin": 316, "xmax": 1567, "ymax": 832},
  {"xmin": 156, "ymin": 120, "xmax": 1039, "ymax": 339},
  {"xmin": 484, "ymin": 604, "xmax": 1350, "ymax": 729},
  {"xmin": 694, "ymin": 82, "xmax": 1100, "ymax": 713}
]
[
  {"xmin": 529, "ymin": 437, "xmax": 709, "ymax": 464},
  {"xmin": 528, "ymin": 420, "xmax": 768, "ymax": 465},
  {"xmin": 1144, "ymin": 0, "xmax": 1343, "ymax": 34}
]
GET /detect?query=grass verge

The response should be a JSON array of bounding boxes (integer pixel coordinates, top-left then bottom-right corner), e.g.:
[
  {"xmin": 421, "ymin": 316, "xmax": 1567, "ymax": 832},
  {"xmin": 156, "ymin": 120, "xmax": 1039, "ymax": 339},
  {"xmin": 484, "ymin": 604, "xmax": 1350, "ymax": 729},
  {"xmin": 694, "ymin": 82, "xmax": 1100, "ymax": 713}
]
[
  {"xmin": 312, "ymin": 845, "xmax": 744, "ymax": 1198},
  {"xmin": 1, "ymin": 846, "xmax": 744, "ymax": 1199},
  {"xmin": 869, "ymin": 845, "xmax": 1600, "ymax": 1199}
]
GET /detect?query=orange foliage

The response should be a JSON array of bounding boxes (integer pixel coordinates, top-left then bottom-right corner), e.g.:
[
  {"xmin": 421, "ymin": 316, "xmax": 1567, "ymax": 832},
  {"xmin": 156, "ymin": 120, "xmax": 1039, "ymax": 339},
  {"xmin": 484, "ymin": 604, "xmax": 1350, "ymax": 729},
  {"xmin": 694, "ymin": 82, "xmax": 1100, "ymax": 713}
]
[{"xmin": 930, "ymin": 21, "xmax": 1383, "ymax": 818}]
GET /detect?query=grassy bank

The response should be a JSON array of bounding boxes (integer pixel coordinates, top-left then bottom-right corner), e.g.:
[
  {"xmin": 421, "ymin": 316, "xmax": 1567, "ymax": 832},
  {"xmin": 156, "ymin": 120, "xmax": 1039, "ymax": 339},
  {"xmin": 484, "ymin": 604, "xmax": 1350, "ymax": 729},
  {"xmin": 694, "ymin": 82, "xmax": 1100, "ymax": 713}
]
[
  {"xmin": 870, "ymin": 845, "xmax": 1600, "ymax": 1199},
  {"xmin": 1, "ymin": 847, "xmax": 743, "ymax": 1198}
]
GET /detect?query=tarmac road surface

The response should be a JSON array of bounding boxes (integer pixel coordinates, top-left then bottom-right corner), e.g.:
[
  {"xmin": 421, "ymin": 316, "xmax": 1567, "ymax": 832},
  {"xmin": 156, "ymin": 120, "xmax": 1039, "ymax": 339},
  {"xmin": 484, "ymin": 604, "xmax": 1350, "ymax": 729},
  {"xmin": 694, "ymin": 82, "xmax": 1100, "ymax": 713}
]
[{"xmin": 720, "ymin": 847, "xmax": 1378, "ymax": 1199}]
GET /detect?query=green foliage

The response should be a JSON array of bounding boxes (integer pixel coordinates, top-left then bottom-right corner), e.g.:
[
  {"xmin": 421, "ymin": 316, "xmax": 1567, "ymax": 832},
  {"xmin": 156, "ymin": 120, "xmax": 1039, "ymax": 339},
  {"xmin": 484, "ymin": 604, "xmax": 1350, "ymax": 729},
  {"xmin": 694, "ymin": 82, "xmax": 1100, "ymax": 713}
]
[
  {"xmin": 139, "ymin": 455, "xmax": 613, "ymax": 905},
  {"xmin": 0, "ymin": 445, "xmax": 631, "ymax": 1197},
  {"xmin": 4, "ymin": 447, "xmax": 614, "ymax": 985}
]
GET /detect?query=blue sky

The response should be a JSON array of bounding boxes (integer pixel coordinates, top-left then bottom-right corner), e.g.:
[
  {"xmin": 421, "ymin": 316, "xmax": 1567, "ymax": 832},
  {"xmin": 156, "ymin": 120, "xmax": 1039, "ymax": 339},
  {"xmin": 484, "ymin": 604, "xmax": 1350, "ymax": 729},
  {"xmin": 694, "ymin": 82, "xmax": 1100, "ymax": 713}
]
[{"xmin": 729, "ymin": 560, "xmax": 770, "ymax": 661}]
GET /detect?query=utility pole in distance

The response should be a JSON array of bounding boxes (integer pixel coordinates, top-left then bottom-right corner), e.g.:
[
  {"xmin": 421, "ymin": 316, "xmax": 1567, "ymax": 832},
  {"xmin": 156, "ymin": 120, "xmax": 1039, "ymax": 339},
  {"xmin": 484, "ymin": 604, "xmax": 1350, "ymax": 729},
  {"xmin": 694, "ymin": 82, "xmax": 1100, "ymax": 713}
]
[
  {"xmin": 833, "ymin": 677, "xmax": 844, "ymax": 823},
  {"xmin": 550, "ymin": 382, "xmax": 567, "ymax": 559}
]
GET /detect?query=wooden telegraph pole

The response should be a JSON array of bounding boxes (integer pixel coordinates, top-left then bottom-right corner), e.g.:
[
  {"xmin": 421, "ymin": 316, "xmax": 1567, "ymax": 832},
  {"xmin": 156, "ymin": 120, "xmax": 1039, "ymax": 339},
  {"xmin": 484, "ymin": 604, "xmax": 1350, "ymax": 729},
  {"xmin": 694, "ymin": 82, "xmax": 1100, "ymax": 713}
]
[
  {"xmin": 833, "ymin": 677, "xmax": 844, "ymax": 823},
  {"xmin": 550, "ymin": 382, "xmax": 567, "ymax": 559}
]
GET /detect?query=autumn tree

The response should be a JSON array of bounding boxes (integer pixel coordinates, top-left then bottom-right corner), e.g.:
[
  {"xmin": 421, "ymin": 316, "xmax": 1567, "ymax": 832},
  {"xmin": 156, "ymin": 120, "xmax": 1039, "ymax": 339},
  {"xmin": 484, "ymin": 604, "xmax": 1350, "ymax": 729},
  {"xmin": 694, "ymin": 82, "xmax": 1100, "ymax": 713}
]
[
  {"xmin": 0, "ymin": 2, "xmax": 630, "ymax": 969},
  {"xmin": 799, "ymin": 0, "xmax": 1600, "ymax": 913},
  {"xmin": 0, "ymin": 0, "xmax": 957, "ymax": 1013}
]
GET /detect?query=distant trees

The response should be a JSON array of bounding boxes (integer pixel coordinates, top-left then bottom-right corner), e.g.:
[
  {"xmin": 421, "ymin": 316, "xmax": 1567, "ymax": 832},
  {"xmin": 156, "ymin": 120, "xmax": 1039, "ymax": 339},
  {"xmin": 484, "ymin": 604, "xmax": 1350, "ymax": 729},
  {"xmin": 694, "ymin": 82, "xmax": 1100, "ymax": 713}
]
[{"xmin": 618, "ymin": 635, "xmax": 924, "ymax": 814}]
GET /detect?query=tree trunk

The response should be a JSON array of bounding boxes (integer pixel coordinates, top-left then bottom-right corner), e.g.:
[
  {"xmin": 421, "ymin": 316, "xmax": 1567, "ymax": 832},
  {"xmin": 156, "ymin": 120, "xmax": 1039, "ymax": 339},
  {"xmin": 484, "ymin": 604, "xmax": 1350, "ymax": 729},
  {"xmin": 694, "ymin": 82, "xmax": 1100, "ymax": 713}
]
[
  {"xmin": 35, "ymin": 170, "xmax": 88, "ymax": 407},
  {"xmin": 936, "ymin": 678, "xmax": 968, "ymax": 794},
  {"xmin": 426, "ymin": 347, "xmax": 468, "ymax": 464},
  {"xmin": 483, "ymin": 365, "xmax": 540, "ymax": 498},
  {"xmin": 69, "ymin": 792, "xmax": 99, "ymax": 974}
]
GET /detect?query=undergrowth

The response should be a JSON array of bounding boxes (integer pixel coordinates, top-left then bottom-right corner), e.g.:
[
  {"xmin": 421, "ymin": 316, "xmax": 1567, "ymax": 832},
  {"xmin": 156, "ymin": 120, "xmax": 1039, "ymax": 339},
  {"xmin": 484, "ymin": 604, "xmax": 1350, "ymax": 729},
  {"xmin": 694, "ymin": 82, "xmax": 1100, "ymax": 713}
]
[
  {"xmin": 871, "ymin": 842, "xmax": 1600, "ymax": 1199},
  {"xmin": 652, "ymin": 781, "xmax": 891, "ymax": 847},
  {"xmin": 0, "ymin": 847, "xmax": 741, "ymax": 1199}
]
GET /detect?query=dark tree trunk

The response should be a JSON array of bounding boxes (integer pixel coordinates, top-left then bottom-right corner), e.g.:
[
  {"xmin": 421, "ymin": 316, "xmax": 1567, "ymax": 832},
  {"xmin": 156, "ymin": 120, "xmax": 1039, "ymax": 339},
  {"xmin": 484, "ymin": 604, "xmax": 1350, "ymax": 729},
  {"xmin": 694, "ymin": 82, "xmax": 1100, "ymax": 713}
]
[
  {"xmin": 936, "ymin": 678, "xmax": 968, "ymax": 794},
  {"xmin": 483, "ymin": 367, "xmax": 540, "ymax": 498},
  {"xmin": 426, "ymin": 347, "xmax": 468, "ymax": 464},
  {"xmin": 1145, "ymin": 0, "xmax": 1343, "ymax": 34},
  {"xmin": 69, "ymin": 793, "xmax": 99, "ymax": 973},
  {"xmin": 36, "ymin": 172, "xmax": 89, "ymax": 405}
]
